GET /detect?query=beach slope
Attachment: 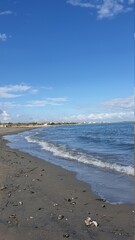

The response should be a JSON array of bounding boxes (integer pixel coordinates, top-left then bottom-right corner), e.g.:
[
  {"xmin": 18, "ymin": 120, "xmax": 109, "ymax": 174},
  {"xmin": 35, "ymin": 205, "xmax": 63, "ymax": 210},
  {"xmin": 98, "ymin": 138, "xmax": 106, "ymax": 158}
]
[{"xmin": 0, "ymin": 127, "xmax": 134, "ymax": 240}]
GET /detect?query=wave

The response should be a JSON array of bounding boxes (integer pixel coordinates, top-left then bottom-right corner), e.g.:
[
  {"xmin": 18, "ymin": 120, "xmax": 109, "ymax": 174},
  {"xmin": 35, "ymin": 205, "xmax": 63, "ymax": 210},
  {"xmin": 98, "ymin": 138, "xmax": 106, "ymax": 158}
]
[{"xmin": 25, "ymin": 136, "xmax": 134, "ymax": 176}]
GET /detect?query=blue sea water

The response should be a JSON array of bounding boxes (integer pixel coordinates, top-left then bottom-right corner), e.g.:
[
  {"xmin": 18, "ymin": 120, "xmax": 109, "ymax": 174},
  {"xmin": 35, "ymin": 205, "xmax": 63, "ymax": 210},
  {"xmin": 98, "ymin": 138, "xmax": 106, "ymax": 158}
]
[{"xmin": 4, "ymin": 122, "xmax": 134, "ymax": 204}]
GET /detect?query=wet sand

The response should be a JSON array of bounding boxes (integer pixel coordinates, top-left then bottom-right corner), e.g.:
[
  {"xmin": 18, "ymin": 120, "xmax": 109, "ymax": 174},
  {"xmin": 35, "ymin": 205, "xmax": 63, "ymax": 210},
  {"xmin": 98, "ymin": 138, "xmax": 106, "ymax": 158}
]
[{"xmin": 0, "ymin": 127, "xmax": 134, "ymax": 240}]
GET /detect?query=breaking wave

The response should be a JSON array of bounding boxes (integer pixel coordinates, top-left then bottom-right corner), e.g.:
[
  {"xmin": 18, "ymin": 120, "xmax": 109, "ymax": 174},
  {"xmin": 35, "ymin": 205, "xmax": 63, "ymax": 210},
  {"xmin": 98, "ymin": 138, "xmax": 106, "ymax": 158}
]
[{"xmin": 25, "ymin": 136, "xmax": 134, "ymax": 176}]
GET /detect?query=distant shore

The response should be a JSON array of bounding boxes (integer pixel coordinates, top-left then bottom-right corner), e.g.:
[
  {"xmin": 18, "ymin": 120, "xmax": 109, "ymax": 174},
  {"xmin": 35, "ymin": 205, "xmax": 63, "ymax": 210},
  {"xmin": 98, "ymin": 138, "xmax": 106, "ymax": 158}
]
[{"xmin": 0, "ymin": 127, "xmax": 134, "ymax": 240}]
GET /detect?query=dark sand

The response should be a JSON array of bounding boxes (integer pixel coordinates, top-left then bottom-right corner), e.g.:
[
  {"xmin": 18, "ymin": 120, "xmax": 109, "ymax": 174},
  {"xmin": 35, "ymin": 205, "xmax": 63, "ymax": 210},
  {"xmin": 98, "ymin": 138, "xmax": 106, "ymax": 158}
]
[{"xmin": 0, "ymin": 127, "xmax": 134, "ymax": 240}]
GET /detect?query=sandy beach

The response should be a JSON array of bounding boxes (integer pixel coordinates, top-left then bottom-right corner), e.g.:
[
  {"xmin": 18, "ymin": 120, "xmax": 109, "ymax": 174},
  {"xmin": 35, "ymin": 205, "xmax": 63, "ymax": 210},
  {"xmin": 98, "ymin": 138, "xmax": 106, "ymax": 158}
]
[{"xmin": 0, "ymin": 127, "xmax": 134, "ymax": 240}]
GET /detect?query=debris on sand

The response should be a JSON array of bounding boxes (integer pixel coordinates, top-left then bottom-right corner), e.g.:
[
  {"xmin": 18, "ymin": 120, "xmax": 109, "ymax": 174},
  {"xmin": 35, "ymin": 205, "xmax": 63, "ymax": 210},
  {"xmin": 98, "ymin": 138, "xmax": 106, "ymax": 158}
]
[{"xmin": 85, "ymin": 217, "xmax": 98, "ymax": 227}]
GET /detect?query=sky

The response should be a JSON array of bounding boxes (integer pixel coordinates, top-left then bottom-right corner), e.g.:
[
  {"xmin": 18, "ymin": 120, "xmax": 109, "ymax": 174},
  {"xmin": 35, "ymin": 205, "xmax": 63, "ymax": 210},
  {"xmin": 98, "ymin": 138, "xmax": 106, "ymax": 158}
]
[{"xmin": 0, "ymin": 0, "xmax": 134, "ymax": 123}]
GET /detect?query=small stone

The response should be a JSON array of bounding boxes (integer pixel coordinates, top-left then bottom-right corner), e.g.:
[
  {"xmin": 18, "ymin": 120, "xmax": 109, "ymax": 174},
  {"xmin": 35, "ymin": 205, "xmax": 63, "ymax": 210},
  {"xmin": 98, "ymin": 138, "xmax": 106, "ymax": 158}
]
[
  {"xmin": 30, "ymin": 191, "xmax": 35, "ymax": 194},
  {"xmin": 9, "ymin": 214, "xmax": 16, "ymax": 219},
  {"xmin": 38, "ymin": 207, "xmax": 43, "ymax": 210},
  {"xmin": 102, "ymin": 204, "xmax": 105, "ymax": 208},
  {"xmin": 58, "ymin": 214, "xmax": 64, "ymax": 220},
  {"xmin": 63, "ymin": 233, "xmax": 70, "ymax": 238},
  {"xmin": 0, "ymin": 186, "xmax": 7, "ymax": 190},
  {"xmin": 19, "ymin": 201, "xmax": 23, "ymax": 205},
  {"xmin": 53, "ymin": 203, "xmax": 58, "ymax": 206},
  {"xmin": 71, "ymin": 201, "xmax": 76, "ymax": 205},
  {"xmin": 37, "ymin": 179, "xmax": 41, "ymax": 181}
]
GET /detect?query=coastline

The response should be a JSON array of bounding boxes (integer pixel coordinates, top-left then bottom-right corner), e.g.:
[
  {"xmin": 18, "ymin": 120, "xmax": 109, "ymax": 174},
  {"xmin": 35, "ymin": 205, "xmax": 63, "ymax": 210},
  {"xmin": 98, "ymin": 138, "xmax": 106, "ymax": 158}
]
[{"xmin": 0, "ymin": 127, "xmax": 134, "ymax": 240}]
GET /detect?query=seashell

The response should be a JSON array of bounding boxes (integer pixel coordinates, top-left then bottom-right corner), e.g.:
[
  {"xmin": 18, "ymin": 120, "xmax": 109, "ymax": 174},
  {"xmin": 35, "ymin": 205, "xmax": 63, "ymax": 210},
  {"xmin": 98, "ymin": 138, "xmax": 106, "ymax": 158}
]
[
  {"xmin": 85, "ymin": 217, "xmax": 92, "ymax": 226},
  {"xmin": 85, "ymin": 217, "xmax": 98, "ymax": 227},
  {"xmin": 92, "ymin": 220, "xmax": 98, "ymax": 227}
]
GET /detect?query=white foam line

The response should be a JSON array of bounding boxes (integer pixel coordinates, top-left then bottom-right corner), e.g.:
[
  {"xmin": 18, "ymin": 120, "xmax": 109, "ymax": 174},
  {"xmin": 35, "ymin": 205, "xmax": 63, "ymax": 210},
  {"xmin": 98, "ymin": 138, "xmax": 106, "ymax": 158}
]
[{"xmin": 25, "ymin": 136, "xmax": 134, "ymax": 176}]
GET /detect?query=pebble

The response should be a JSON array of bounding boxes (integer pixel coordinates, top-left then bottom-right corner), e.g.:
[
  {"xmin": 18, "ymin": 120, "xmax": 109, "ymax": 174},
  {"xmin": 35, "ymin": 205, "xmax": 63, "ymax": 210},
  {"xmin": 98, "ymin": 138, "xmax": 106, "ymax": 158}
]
[
  {"xmin": 58, "ymin": 214, "xmax": 64, "ymax": 220},
  {"xmin": 0, "ymin": 186, "xmax": 7, "ymax": 190},
  {"xmin": 71, "ymin": 201, "xmax": 76, "ymax": 205},
  {"xmin": 63, "ymin": 233, "xmax": 70, "ymax": 238},
  {"xmin": 30, "ymin": 191, "xmax": 35, "ymax": 194},
  {"xmin": 53, "ymin": 203, "xmax": 58, "ymax": 206},
  {"xmin": 9, "ymin": 214, "xmax": 16, "ymax": 219},
  {"xmin": 38, "ymin": 207, "xmax": 43, "ymax": 210}
]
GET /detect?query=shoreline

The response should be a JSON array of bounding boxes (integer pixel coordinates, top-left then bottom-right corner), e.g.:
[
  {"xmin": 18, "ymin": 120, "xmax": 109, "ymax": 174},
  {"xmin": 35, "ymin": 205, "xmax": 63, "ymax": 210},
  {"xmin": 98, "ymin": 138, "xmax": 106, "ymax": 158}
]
[{"xmin": 0, "ymin": 127, "xmax": 134, "ymax": 240}]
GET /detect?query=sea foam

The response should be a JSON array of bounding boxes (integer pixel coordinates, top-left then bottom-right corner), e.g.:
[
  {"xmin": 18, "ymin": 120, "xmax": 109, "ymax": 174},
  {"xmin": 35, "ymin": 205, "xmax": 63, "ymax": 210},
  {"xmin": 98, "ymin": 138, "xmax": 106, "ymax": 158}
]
[{"xmin": 25, "ymin": 136, "xmax": 134, "ymax": 176}]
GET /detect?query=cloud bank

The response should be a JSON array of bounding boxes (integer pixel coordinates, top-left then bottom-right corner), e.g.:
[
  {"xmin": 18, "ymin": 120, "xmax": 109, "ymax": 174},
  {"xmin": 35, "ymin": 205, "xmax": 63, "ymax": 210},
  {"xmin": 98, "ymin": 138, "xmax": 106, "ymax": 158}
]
[
  {"xmin": 0, "ymin": 84, "xmax": 133, "ymax": 123},
  {"xmin": 64, "ymin": 95, "xmax": 134, "ymax": 122},
  {"xmin": 67, "ymin": 0, "xmax": 134, "ymax": 18}
]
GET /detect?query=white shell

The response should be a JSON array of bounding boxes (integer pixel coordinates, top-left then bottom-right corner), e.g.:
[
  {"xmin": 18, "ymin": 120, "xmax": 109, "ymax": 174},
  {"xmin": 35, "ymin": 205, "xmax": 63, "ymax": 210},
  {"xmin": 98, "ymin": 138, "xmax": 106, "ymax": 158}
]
[
  {"xmin": 85, "ymin": 217, "xmax": 98, "ymax": 227},
  {"xmin": 92, "ymin": 220, "xmax": 98, "ymax": 227}
]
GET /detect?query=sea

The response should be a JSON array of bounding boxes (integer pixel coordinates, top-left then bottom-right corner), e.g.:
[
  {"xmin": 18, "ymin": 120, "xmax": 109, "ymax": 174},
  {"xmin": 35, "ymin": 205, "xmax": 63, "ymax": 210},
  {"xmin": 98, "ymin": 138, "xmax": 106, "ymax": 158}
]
[{"xmin": 4, "ymin": 122, "xmax": 134, "ymax": 204}]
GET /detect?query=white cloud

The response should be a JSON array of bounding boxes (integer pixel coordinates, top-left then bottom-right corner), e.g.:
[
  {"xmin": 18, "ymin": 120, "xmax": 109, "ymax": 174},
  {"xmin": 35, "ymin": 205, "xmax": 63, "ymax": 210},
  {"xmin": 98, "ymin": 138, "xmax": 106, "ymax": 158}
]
[
  {"xmin": 0, "ymin": 102, "xmax": 20, "ymax": 108},
  {"xmin": 87, "ymin": 111, "xmax": 134, "ymax": 121},
  {"xmin": 0, "ymin": 84, "xmax": 32, "ymax": 98},
  {"xmin": 97, "ymin": 0, "xmax": 124, "ymax": 19},
  {"xmin": 0, "ymin": 110, "xmax": 10, "ymax": 122},
  {"xmin": 63, "ymin": 95, "xmax": 134, "ymax": 122},
  {"xmin": 67, "ymin": 0, "xmax": 94, "ymax": 8},
  {"xmin": 26, "ymin": 97, "xmax": 68, "ymax": 107},
  {"xmin": 102, "ymin": 95, "xmax": 134, "ymax": 111},
  {"xmin": 0, "ymin": 33, "xmax": 7, "ymax": 42},
  {"xmin": 67, "ymin": 0, "xmax": 134, "ymax": 18},
  {"xmin": 128, "ymin": 0, "xmax": 134, "ymax": 4},
  {"xmin": 64, "ymin": 111, "xmax": 134, "ymax": 122},
  {"xmin": 0, "ymin": 11, "xmax": 14, "ymax": 16},
  {"xmin": 47, "ymin": 97, "xmax": 68, "ymax": 102}
]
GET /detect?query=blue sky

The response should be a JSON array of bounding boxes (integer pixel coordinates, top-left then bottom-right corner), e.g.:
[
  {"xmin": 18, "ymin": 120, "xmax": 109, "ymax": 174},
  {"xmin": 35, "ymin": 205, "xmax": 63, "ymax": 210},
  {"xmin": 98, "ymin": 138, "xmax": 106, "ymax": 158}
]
[{"xmin": 0, "ymin": 0, "xmax": 134, "ymax": 123}]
